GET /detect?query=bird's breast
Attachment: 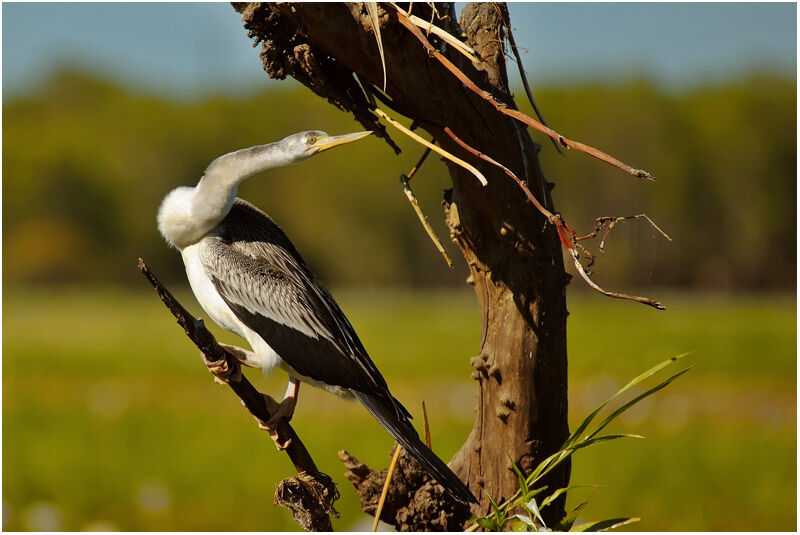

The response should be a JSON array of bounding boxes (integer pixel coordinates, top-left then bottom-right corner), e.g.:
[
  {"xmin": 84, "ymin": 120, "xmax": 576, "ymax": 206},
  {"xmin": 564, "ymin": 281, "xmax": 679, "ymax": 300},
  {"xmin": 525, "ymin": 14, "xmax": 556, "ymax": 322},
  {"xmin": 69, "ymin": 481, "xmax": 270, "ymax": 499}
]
[{"xmin": 182, "ymin": 243, "xmax": 246, "ymax": 336}]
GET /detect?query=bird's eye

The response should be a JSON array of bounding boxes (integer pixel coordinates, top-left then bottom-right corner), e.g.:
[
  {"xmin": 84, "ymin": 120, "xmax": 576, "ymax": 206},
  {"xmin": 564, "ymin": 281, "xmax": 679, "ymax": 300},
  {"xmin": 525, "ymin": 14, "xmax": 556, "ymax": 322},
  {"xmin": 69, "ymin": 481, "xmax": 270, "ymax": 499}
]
[{"xmin": 307, "ymin": 136, "xmax": 317, "ymax": 145}]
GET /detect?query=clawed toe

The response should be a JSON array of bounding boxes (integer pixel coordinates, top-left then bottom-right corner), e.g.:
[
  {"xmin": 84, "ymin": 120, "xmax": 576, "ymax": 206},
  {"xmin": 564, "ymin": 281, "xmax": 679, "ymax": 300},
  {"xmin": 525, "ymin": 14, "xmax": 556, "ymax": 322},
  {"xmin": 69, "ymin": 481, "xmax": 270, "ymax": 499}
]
[
  {"xmin": 201, "ymin": 349, "xmax": 242, "ymax": 384},
  {"xmin": 257, "ymin": 419, "xmax": 293, "ymax": 450}
]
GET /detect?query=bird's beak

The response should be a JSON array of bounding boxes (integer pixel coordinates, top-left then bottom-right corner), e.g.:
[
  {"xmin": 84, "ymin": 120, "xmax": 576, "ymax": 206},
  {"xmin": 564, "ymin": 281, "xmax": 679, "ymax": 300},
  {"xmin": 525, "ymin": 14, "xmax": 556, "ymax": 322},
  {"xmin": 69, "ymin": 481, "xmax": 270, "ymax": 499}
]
[{"xmin": 313, "ymin": 131, "xmax": 373, "ymax": 153}]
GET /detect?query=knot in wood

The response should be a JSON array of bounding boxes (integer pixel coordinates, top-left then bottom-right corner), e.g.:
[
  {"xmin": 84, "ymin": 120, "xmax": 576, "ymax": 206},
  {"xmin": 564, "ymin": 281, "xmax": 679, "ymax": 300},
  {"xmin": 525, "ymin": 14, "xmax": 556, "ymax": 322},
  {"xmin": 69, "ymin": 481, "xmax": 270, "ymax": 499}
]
[
  {"xmin": 495, "ymin": 406, "xmax": 510, "ymax": 423},
  {"xmin": 500, "ymin": 396, "xmax": 516, "ymax": 411},
  {"xmin": 469, "ymin": 355, "xmax": 487, "ymax": 371}
]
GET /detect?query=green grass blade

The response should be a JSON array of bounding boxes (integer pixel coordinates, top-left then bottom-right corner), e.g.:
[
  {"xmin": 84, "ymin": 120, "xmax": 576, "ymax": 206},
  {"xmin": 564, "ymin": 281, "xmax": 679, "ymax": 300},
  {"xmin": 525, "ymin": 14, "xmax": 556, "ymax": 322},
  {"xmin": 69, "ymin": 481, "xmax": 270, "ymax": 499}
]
[
  {"xmin": 527, "ymin": 449, "xmax": 570, "ymax": 485},
  {"xmin": 563, "ymin": 403, "xmax": 610, "ymax": 449},
  {"xmin": 522, "ymin": 497, "xmax": 547, "ymax": 527},
  {"xmin": 510, "ymin": 457, "xmax": 531, "ymax": 498},
  {"xmin": 540, "ymin": 484, "xmax": 596, "ymax": 509},
  {"xmin": 571, "ymin": 434, "xmax": 644, "ymax": 451},
  {"xmin": 555, "ymin": 486, "xmax": 599, "ymax": 531},
  {"xmin": 611, "ymin": 353, "xmax": 691, "ymax": 399},
  {"xmin": 585, "ymin": 368, "xmax": 690, "ymax": 441},
  {"xmin": 475, "ymin": 516, "xmax": 499, "ymax": 531},
  {"xmin": 485, "ymin": 489, "xmax": 507, "ymax": 528},
  {"xmin": 564, "ymin": 353, "xmax": 689, "ymax": 449},
  {"xmin": 572, "ymin": 517, "xmax": 641, "ymax": 532},
  {"xmin": 510, "ymin": 513, "xmax": 536, "ymax": 530}
]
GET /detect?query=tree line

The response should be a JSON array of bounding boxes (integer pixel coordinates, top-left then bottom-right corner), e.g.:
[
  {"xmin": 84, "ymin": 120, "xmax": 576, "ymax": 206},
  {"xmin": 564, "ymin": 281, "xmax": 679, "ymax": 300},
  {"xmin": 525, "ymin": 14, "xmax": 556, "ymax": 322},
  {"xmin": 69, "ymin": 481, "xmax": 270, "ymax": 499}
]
[{"xmin": 3, "ymin": 70, "xmax": 794, "ymax": 291}]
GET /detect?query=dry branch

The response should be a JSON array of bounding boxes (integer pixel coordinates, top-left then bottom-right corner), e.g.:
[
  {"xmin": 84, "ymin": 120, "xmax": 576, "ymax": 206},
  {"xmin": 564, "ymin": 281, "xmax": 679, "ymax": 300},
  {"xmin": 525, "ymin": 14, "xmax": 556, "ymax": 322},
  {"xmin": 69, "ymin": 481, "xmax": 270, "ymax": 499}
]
[
  {"xmin": 374, "ymin": 107, "xmax": 488, "ymax": 185},
  {"xmin": 138, "ymin": 258, "xmax": 339, "ymax": 531},
  {"xmin": 370, "ymin": 442, "xmax": 402, "ymax": 531},
  {"xmin": 442, "ymin": 127, "xmax": 665, "ymax": 309},
  {"xmin": 399, "ymin": 143, "xmax": 454, "ymax": 268},
  {"xmin": 339, "ymin": 448, "xmax": 471, "ymax": 531},
  {"xmin": 390, "ymin": 4, "xmax": 653, "ymax": 180},
  {"xmin": 499, "ymin": 5, "xmax": 565, "ymax": 156}
]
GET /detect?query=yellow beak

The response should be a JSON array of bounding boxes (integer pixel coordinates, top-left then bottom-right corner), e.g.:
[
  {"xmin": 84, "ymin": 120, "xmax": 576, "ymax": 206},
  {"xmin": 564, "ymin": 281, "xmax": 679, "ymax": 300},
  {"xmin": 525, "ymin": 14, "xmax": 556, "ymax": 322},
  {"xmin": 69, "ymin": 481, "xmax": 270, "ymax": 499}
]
[{"xmin": 314, "ymin": 131, "xmax": 373, "ymax": 153}]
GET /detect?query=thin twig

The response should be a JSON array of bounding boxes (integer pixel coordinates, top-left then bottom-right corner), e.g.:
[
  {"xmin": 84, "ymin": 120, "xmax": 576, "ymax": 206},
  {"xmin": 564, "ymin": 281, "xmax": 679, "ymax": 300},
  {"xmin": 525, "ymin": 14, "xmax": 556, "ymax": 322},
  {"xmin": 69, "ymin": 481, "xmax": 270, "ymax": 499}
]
[
  {"xmin": 371, "ymin": 442, "xmax": 403, "ymax": 531},
  {"xmin": 442, "ymin": 128, "xmax": 665, "ymax": 310},
  {"xmin": 390, "ymin": 4, "xmax": 654, "ymax": 181},
  {"xmin": 498, "ymin": 6, "xmax": 564, "ymax": 156},
  {"xmin": 400, "ymin": 144, "xmax": 454, "ymax": 268},
  {"xmin": 374, "ymin": 107, "xmax": 488, "ymax": 185},
  {"xmin": 561, "ymin": 240, "xmax": 665, "ymax": 309},
  {"xmin": 444, "ymin": 126, "xmax": 554, "ymax": 219},
  {"xmin": 575, "ymin": 214, "xmax": 672, "ymax": 251}
]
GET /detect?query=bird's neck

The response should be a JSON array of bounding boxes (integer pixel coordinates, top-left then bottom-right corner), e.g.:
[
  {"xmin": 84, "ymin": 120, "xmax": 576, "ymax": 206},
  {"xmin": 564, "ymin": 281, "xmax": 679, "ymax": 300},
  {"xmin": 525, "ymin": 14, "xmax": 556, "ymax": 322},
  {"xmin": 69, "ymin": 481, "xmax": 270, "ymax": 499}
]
[{"xmin": 158, "ymin": 141, "xmax": 292, "ymax": 249}]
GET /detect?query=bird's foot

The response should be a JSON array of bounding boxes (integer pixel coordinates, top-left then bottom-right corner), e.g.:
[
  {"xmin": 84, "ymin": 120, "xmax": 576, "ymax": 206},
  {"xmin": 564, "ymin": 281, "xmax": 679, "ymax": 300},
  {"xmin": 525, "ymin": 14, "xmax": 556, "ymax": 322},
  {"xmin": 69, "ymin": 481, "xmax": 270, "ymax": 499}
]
[
  {"xmin": 257, "ymin": 394, "xmax": 294, "ymax": 450},
  {"xmin": 201, "ymin": 346, "xmax": 242, "ymax": 384},
  {"xmin": 217, "ymin": 343, "xmax": 261, "ymax": 369}
]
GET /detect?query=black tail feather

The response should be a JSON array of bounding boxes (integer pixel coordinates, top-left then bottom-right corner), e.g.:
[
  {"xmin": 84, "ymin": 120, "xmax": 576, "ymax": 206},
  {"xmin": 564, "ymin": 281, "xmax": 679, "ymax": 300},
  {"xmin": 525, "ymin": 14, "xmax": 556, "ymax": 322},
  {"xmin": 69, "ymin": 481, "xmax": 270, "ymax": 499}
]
[{"xmin": 352, "ymin": 390, "xmax": 478, "ymax": 505}]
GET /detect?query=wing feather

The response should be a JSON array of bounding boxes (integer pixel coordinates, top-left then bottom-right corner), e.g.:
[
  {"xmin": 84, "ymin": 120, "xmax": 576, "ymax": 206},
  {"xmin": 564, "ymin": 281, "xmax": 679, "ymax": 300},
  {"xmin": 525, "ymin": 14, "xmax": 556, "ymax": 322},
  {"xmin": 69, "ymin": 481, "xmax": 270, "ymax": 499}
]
[{"xmin": 199, "ymin": 199, "xmax": 389, "ymax": 394}]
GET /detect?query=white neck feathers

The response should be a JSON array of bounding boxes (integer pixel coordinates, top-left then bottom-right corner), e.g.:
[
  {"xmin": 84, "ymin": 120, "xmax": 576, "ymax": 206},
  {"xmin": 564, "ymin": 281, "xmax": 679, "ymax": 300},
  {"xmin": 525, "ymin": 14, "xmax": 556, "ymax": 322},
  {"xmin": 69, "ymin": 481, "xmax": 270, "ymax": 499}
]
[{"xmin": 157, "ymin": 141, "xmax": 291, "ymax": 249}]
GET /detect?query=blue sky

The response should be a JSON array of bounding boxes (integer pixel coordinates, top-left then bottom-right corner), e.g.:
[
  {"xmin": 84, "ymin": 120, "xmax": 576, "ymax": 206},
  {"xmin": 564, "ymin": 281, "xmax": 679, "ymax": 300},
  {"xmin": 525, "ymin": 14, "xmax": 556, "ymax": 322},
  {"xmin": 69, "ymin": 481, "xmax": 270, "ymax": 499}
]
[{"xmin": 2, "ymin": 2, "xmax": 796, "ymax": 100}]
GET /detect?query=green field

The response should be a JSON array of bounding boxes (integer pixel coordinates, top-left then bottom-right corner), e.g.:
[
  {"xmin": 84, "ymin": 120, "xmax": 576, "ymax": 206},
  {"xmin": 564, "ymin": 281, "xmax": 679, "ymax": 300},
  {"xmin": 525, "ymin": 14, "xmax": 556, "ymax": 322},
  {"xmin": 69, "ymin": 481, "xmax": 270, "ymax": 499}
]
[{"xmin": 3, "ymin": 287, "xmax": 795, "ymax": 531}]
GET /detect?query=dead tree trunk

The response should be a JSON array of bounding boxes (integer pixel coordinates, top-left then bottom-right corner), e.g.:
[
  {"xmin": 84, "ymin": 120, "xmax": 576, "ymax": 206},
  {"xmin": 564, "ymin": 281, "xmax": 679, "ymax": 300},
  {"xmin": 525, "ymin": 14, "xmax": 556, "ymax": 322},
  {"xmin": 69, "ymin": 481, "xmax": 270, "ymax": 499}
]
[{"xmin": 234, "ymin": 2, "xmax": 570, "ymax": 527}]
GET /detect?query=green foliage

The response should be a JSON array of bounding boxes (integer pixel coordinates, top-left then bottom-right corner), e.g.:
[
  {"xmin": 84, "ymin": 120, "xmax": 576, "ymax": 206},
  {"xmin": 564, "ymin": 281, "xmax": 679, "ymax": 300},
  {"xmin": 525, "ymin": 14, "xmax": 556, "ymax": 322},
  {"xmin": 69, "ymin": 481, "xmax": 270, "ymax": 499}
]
[
  {"xmin": 2, "ymin": 71, "xmax": 795, "ymax": 290},
  {"xmin": 469, "ymin": 355, "xmax": 689, "ymax": 532},
  {"xmin": 2, "ymin": 289, "xmax": 795, "ymax": 530}
]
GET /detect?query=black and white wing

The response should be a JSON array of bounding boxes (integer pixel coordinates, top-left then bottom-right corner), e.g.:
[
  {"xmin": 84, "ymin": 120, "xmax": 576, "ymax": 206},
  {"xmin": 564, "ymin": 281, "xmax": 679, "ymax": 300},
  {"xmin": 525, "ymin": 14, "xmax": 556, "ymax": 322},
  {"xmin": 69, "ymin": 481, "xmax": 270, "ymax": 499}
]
[{"xmin": 198, "ymin": 199, "xmax": 392, "ymax": 396}]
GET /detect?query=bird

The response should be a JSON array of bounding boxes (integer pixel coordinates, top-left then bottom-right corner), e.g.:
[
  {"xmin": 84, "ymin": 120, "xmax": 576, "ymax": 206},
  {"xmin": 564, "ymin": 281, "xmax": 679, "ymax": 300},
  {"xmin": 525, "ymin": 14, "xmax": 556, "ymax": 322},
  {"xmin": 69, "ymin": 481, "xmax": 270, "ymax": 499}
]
[{"xmin": 157, "ymin": 130, "xmax": 477, "ymax": 505}]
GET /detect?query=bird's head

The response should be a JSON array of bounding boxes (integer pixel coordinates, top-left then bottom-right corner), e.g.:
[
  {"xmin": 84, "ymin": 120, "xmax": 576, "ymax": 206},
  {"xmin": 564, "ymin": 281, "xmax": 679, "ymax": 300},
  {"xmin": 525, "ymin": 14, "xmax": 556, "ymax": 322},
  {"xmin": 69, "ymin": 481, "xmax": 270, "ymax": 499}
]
[{"xmin": 281, "ymin": 130, "xmax": 373, "ymax": 162}]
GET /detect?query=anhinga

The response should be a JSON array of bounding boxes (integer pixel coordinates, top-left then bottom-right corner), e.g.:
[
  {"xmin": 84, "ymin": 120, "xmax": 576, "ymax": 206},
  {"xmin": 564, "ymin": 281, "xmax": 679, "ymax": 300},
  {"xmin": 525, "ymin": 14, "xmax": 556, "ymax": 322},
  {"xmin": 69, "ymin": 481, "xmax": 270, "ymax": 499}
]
[{"xmin": 157, "ymin": 130, "xmax": 476, "ymax": 504}]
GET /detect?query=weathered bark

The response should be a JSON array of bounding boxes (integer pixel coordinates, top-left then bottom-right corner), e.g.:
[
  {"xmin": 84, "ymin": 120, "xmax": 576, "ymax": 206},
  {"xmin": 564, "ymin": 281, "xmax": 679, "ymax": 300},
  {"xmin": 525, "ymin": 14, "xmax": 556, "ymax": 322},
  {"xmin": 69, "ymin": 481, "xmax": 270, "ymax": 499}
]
[
  {"xmin": 339, "ymin": 448, "xmax": 471, "ymax": 531},
  {"xmin": 234, "ymin": 2, "xmax": 570, "ymax": 527}
]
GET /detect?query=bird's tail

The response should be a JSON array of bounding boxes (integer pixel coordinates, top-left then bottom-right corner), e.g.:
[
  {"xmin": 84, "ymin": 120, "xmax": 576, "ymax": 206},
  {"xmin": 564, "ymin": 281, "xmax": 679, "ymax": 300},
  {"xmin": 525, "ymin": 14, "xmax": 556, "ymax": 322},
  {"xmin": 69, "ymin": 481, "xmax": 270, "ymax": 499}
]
[{"xmin": 352, "ymin": 390, "xmax": 478, "ymax": 505}]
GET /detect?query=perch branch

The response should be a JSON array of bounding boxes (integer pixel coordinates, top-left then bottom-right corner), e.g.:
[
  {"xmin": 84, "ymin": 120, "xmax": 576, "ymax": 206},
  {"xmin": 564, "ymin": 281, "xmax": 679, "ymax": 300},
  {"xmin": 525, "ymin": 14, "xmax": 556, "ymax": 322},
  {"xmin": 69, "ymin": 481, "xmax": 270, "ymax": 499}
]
[
  {"xmin": 137, "ymin": 258, "xmax": 339, "ymax": 531},
  {"xmin": 390, "ymin": 4, "xmax": 653, "ymax": 180}
]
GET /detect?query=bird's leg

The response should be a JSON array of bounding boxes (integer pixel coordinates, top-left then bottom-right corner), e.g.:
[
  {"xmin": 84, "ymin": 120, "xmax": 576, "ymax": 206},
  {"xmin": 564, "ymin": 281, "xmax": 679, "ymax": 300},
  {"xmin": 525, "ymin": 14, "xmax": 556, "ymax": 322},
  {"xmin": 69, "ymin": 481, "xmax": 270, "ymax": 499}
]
[
  {"xmin": 217, "ymin": 342, "xmax": 262, "ymax": 368},
  {"xmin": 256, "ymin": 377, "xmax": 301, "ymax": 449}
]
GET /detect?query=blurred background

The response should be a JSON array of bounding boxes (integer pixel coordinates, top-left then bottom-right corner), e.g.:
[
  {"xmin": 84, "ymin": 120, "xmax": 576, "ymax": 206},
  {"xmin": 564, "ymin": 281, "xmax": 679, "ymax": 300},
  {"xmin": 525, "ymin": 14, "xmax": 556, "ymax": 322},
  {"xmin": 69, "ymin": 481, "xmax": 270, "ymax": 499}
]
[{"xmin": 3, "ymin": 2, "xmax": 795, "ymax": 531}]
